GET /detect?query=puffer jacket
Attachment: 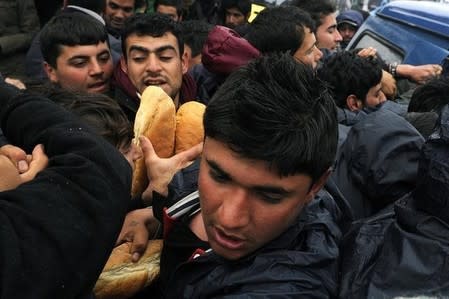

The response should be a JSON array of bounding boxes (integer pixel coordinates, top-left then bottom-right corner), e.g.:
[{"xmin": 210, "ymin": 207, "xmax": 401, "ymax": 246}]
[
  {"xmin": 331, "ymin": 108, "xmax": 424, "ymax": 220},
  {"xmin": 339, "ymin": 105, "xmax": 449, "ymax": 298},
  {"xmin": 163, "ymin": 189, "xmax": 343, "ymax": 299}
]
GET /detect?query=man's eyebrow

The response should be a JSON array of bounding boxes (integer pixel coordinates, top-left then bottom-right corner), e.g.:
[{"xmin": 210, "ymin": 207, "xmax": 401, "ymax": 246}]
[
  {"xmin": 129, "ymin": 45, "xmax": 177, "ymax": 55},
  {"xmin": 67, "ymin": 55, "xmax": 89, "ymax": 62},
  {"xmin": 206, "ymin": 158, "xmax": 294, "ymax": 196},
  {"xmin": 206, "ymin": 159, "xmax": 231, "ymax": 180}
]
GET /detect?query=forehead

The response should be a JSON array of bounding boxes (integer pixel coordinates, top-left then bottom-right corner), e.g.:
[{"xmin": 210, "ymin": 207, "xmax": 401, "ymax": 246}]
[
  {"xmin": 319, "ymin": 13, "xmax": 337, "ymax": 30},
  {"xmin": 226, "ymin": 7, "xmax": 244, "ymax": 15},
  {"xmin": 157, "ymin": 4, "xmax": 178, "ymax": 14},
  {"xmin": 108, "ymin": 0, "xmax": 135, "ymax": 8},
  {"xmin": 57, "ymin": 42, "xmax": 110, "ymax": 60},
  {"xmin": 125, "ymin": 32, "xmax": 180, "ymax": 53}
]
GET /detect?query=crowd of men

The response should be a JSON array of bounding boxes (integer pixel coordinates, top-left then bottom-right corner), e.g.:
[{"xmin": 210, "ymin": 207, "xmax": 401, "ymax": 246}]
[{"xmin": 0, "ymin": 0, "xmax": 448, "ymax": 298}]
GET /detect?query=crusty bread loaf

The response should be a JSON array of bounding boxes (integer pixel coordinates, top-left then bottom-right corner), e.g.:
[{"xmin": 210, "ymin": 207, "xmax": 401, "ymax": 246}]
[
  {"xmin": 94, "ymin": 239, "xmax": 163, "ymax": 299},
  {"xmin": 174, "ymin": 101, "xmax": 206, "ymax": 154},
  {"xmin": 131, "ymin": 86, "xmax": 176, "ymax": 197}
]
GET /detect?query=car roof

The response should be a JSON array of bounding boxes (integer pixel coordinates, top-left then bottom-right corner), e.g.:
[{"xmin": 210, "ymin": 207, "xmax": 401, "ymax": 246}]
[{"xmin": 377, "ymin": 1, "xmax": 449, "ymax": 39}]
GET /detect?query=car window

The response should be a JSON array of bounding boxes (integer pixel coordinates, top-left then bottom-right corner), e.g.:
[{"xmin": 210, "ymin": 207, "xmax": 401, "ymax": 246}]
[{"xmin": 352, "ymin": 31, "xmax": 404, "ymax": 64}]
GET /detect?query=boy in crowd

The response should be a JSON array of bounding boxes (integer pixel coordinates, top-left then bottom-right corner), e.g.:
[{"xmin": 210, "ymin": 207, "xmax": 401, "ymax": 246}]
[
  {"xmin": 154, "ymin": 0, "xmax": 184, "ymax": 22},
  {"xmin": 245, "ymin": 5, "xmax": 323, "ymax": 70},
  {"xmin": 40, "ymin": 11, "xmax": 114, "ymax": 94},
  {"xmin": 318, "ymin": 51, "xmax": 386, "ymax": 112},
  {"xmin": 153, "ymin": 53, "xmax": 342, "ymax": 297},
  {"xmin": 115, "ymin": 13, "xmax": 198, "ymax": 122}
]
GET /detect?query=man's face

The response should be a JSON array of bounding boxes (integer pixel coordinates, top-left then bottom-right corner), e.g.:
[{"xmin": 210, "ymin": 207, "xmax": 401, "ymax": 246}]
[
  {"xmin": 338, "ymin": 23, "xmax": 357, "ymax": 44},
  {"xmin": 225, "ymin": 7, "xmax": 246, "ymax": 28},
  {"xmin": 364, "ymin": 82, "xmax": 386, "ymax": 108},
  {"xmin": 293, "ymin": 27, "xmax": 323, "ymax": 70},
  {"xmin": 45, "ymin": 42, "xmax": 113, "ymax": 94},
  {"xmin": 156, "ymin": 5, "xmax": 182, "ymax": 22},
  {"xmin": 198, "ymin": 137, "xmax": 322, "ymax": 260},
  {"xmin": 0, "ymin": 155, "xmax": 21, "ymax": 192},
  {"xmin": 104, "ymin": 0, "xmax": 135, "ymax": 30},
  {"xmin": 316, "ymin": 13, "xmax": 343, "ymax": 51},
  {"xmin": 122, "ymin": 32, "xmax": 187, "ymax": 105}
]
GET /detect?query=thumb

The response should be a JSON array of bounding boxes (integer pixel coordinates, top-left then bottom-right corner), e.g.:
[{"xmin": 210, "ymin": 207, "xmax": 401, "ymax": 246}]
[
  {"xmin": 139, "ymin": 136, "xmax": 157, "ymax": 160},
  {"xmin": 173, "ymin": 142, "xmax": 203, "ymax": 166}
]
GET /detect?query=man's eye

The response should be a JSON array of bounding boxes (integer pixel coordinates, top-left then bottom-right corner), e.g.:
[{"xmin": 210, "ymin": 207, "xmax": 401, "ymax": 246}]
[
  {"xmin": 159, "ymin": 56, "xmax": 173, "ymax": 62},
  {"xmin": 209, "ymin": 171, "xmax": 229, "ymax": 183},
  {"xmin": 256, "ymin": 192, "xmax": 283, "ymax": 204},
  {"xmin": 109, "ymin": 3, "xmax": 118, "ymax": 9},
  {"xmin": 71, "ymin": 60, "xmax": 87, "ymax": 67},
  {"xmin": 99, "ymin": 54, "xmax": 111, "ymax": 63},
  {"xmin": 131, "ymin": 56, "xmax": 146, "ymax": 63}
]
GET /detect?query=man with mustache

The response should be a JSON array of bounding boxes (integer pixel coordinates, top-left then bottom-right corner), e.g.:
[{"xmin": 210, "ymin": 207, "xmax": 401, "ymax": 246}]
[{"xmin": 114, "ymin": 13, "xmax": 198, "ymax": 122}]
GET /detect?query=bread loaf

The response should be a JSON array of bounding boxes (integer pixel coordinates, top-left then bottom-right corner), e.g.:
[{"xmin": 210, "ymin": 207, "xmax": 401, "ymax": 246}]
[
  {"xmin": 94, "ymin": 239, "xmax": 163, "ymax": 299},
  {"xmin": 131, "ymin": 86, "xmax": 176, "ymax": 196},
  {"xmin": 175, "ymin": 101, "xmax": 206, "ymax": 154}
]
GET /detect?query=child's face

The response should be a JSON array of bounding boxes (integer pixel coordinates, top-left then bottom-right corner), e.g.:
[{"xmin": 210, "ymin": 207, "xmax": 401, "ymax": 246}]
[{"xmin": 0, "ymin": 155, "xmax": 21, "ymax": 191}]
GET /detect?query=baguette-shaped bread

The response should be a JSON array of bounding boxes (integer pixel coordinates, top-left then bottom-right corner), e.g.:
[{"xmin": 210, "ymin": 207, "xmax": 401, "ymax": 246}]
[
  {"xmin": 131, "ymin": 86, "xmax": 176, "ymax": 197},
  {"xmin": 94, "ymin": 239, "xmax": 163, "ymax": 299},
  {"xmin": 175, "ymin": 101, "xmax": 206, "ymax": 154}
]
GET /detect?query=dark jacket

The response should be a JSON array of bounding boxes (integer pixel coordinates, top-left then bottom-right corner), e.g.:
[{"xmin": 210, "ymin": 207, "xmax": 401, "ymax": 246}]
[
  {"xmin": 156, "ymin": 189, "xmax": 342, "ymax": 298},
  {"xmin": 331, "ymin": 108, "xmax": 424, "ymax": 221},
  {"xmin": 0, "ymin": 82, "xmax": 130, "ymax": 298},
  {"xmin": 339, "ymin": 105, "xmax": 449, "ymax": 298}
]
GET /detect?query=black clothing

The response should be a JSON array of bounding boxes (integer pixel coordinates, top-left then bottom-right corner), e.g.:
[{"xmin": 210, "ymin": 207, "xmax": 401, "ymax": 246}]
[{"xmin": 0, "ymin": 81, "xmax": 130, "ymax": 298}]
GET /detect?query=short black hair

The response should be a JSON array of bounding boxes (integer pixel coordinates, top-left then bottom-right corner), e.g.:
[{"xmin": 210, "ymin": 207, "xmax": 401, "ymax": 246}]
[
  {"xmin": 408, "ymin": 76, "xmax": 449, "ymax": 114},
  {"xmin": 245, "ymin": 6, "xmax": 315, "ymax": 55},
  {"xmin": 181, "ymin": 20, "xmax": 213, "ymax": 57},
  {"xmin": 154, "ymin": 0, "xmax": 184, "ymax": 17},
  {"xmin": 289, "ymin": 0, "xmax": 336, "ymax": 29},
  {"xmin": 318, "ymin": 51, "xmax": 383, "ymax": 109},
  {"xmin": 121, "ymin": 13, "xmax": 184, "ymax": 59},
  {"xmin": 221, "ymin": 0, "xmax": 252, "ymax": 17},
  {"xmin": 204, "ymin": 52, "xmax": 338, "ymax": 180},
  {"xmin": 40, "ymin": 12, "xmax": 109, "ymax": 68}
]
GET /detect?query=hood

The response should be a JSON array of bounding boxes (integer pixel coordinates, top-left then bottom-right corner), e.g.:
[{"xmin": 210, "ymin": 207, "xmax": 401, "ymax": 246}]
[
  {"xmin": 202, "ymin": 25, "xmax": 260, "ymax": 75},
  {"xmin": 332, "ymin": 108, "xmax": 424, "ymax": 219}
]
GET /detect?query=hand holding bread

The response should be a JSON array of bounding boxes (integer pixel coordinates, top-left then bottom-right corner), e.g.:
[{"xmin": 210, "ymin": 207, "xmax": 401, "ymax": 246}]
[{"xmin": 131, "ymin": 86, "xmax": 205, "ymax": 197}]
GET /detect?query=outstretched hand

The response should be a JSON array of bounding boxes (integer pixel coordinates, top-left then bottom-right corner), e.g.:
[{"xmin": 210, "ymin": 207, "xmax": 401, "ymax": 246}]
[
  {"xmin": 139, "ymin": 136, "xmax": 203, "ymax": 203},
  {"xmin": 115, "ymin": 207, "xmax": 160, "ymax": 262}
]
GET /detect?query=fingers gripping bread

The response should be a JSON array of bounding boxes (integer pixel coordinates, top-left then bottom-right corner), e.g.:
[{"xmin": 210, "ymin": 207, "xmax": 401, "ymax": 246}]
[
  {"xmin": 94, "ymin": 240, "xmax": 163, "ymax": 299},
  {"xmin": 131, "ymin": 86, "xmax": 176, "ymax": 196},
  {"xmin": 175, "ymin": 101, "xmax": 206, "ymax": 154}
]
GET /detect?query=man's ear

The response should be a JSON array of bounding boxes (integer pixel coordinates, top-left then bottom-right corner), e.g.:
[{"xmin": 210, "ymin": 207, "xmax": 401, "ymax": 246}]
[
  {"xmin": 181, "ymin": 50, "xmax": 188, "ymax": 75},
  {"xmin": 120, "ymin": 55, "xmax": 128, "ymax": 74},
  {"xmin": 346, "ymin": 94, "xmax": 362, "ymax": 112},
  {"xmin": 304, "ymin": 168, "xmax": 332, "ymax": 204},
  {"xmin": 43, "ymin": 62, "xmax": 58, "ymax": 83}
]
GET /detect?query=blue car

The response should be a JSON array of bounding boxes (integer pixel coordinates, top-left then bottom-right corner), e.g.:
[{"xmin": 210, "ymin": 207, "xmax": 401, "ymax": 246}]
[{"xmin": 346, "ymin": 0, "xmax": 449, "ymax": 76}]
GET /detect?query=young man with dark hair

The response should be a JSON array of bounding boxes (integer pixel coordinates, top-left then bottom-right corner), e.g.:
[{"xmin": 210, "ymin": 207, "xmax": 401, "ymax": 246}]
[
  {"xmin": 104, "ymin": 0, "xmax": 136, "ymax": 38},
  {"xmin": 318, "ymin": 51, "xmax": 386, "ymax": 111},
  {"xmin": 408, "ymin": 76, "xmax": 449, "ymax": 114},
  {"xmin": 40, "ymin": 12, "xmax": 114, "ymax": 94},
  {"xmin": 290, "ymin": 0, "xmax": 342, "ymax": 53},
  {"xmin": 154, "ymin": 0, "xmax": 184, "ymax": 22},
  {"xmin": 220, "ymin": 0, "xmax": 251, "ymax": 30},
  {"xmin": 152, "ymin": 52, "xmax": 342, "ymax": 297},
  {"xmin": 181, "ymin": 20, "xmax": 213, "ymax": 69},
  {"xmin": 245, "ymin": 5, "xmax": 322, "ymax": 69},
  {"xmin": 115, "ymin": 13, "xmax": 198, "ymax": 122}
]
